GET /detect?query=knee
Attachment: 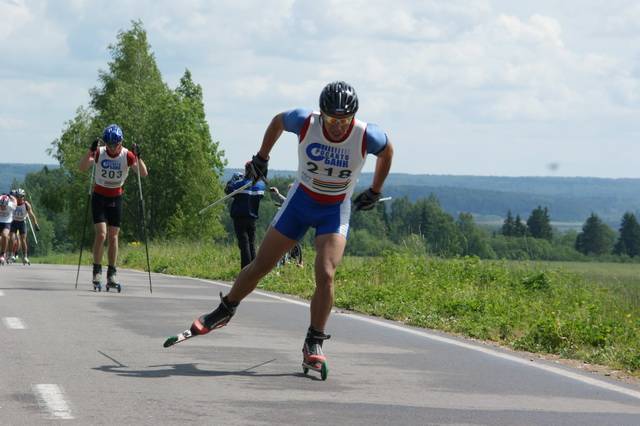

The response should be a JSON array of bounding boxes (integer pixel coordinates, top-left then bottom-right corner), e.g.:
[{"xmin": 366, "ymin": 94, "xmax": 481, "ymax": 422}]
[
  {"xmin": 95, "ymin": 230, "xmax": 107, "ymax": 242},
  {"xmin": 315, "ymin": 268, "xmax": 335, "ymax": 291}
]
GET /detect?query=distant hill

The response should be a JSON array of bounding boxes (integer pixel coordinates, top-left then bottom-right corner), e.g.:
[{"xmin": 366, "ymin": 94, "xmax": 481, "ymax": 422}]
[
  {"xmin": 0, "ymin": 163, "xmax": 56, "ymax": 192},
  {"xmin": 6, "ymin": 164, "xmax": 638, "ymax": 226},
  {"xmin": 225, "ymin": 169, "xmax": 640, "ymax": 226}
]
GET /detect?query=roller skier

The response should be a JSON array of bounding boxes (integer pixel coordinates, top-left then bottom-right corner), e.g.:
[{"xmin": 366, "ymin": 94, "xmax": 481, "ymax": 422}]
[
  {"xmin": 78, "ymin": 124, "xmax": 148, "ymax": 292},
  {"xmin": 164, "ymin": 81, "xmax": 394, "ymax": 380}
]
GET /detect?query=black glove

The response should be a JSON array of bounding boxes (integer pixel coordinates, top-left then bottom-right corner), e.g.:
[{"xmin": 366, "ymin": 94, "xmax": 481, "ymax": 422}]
[
  {"xmin": 90, "ymin": 138, "xmax": 101, "ymax": 152},
  {"xmin": 246, "ymin": 153, "xmax": 269, "ymax": 181},
  {"xmin": 132, "ymin": 143, "xmax": 142, "ymax": 158},
  {"xmin": 35, "ymin": 224, "xmax": 40, "ymax": 232},
  {"xmin": 353, "ymin": 188, "xmax": 381, "ymax": 211}
]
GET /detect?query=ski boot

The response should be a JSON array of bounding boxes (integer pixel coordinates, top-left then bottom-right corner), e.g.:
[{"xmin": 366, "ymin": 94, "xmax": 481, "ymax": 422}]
[
  {"xmin": 9, "ymin": 254, "xmax": 16, "ymax": 264},
  {"xmin": 92, "ymin": 263, "xmax": 102, "ymax": 292},
  {"xmin": 302, "ymin": 327, "xmax": 331, "ymax": 380},
  {"xmin": 163, "ymin": 293, "xmax": 239, "ymax": 348},
  {"xmin": 105, "ymin": 266, "xmax": 121, "ymax": 293},
  {"xmin": 191, "ymin": 292, "xmax": 238, "ymax": 336},
  {"xmin": 22, "ymin": 256, "xmax": 30, "ymax": 266},
  {"xmin": 0, "ymin": 255, "xmax": 6, "ymax": 266}
]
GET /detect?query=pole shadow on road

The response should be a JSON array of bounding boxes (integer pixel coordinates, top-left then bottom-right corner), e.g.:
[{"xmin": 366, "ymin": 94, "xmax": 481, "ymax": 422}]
[{"xmin": 93, "ymin": 351, "xmax": 315, "ymax": 379}]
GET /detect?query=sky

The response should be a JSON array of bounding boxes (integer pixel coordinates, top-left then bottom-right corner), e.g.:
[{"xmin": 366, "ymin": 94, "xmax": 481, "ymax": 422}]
[{"xmin": 1, "ymin": 0, "xmax": 639, "ymax": 177}]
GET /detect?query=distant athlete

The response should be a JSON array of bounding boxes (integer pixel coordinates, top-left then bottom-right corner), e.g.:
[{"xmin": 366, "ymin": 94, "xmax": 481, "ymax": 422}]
[
  {"xmin": 9, "ymin": 188, "xmax": 40, "ymax": 265},
  {"xmin": 167, "ymin": 81, "xmax": 394, "ymax": 380},
  {"xmin": 225, "ymin": 167, "xmax": 266, "ymax": 269},
  {"xmin": 79, "ymin": 124, "xmax": 148, "ymax": 291},
  {"xmin": 0, "ymin": 193, "xmax": 17, "ymax": 265}
]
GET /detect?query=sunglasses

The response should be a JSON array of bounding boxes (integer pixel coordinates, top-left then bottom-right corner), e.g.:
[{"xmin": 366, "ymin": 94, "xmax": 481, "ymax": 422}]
[{"xmin": 322, "ymin": 113, "xmax": 354, "ymax": 126}]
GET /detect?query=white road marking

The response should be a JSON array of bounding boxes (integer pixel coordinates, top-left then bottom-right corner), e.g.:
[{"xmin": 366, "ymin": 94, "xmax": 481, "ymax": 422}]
[
  {"xmin": 33, "ymin": 384, "xmax": 74, "ymax": 420},
  {"xmin": 151, "ymin": 274, "xmax": 640, "ymax": 400},
  {"xmin": 2, "ymin": 317, "xmax": 26, "ymax": 329},
  {"xmin": 0, "ymin": 290, "xmax": 4, "ymax": 296}
]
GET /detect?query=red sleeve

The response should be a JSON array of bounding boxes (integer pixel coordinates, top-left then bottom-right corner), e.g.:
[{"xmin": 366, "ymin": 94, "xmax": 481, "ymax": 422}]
[{"xmin": 127, "ymin": 150, "xmax": 137, "ymax": 166}]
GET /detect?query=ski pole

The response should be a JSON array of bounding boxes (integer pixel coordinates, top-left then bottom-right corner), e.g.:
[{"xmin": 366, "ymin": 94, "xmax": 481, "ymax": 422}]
[
  {"xmin": 26, "ymin": 216, "xmax": 38, "ymax": 245},
  {"xmin": 198, "ymin": 180, "xmax": 252, "ymax": 215},
  {"xmin": 75, "ymin": 160, "xmax": 95, "ymax": 289},
  {"xmin": 136, "ymin": 158, "xmax": 153, "ymax": 294}
]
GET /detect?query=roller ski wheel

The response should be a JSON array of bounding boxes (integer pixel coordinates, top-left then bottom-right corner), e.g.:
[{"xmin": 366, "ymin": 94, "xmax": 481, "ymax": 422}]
[
  {"xmin": 93, "ymin": 281, "xmax": 102, "ymax": 292},
  {"xmin": 163, "ymin": 292, "xmax": 236, "ymax": 348},
  {"xmin": 302, "ymin": 329, "xmax": 331, "ymax": 381},
  {"xmin": 105, "ymin": 282, "xmax": 122, "ymax": 293},
  {"xmin": 22, "ymin": 257, "xmax": 30, "ymax": 266},
  {"xmin": 302, "ymin": 359, "xmax": 329, "ymax": 381}
]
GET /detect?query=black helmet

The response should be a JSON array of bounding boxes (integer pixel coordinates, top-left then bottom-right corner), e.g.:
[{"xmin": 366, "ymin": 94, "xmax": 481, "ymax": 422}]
[{"xmin": 319, "ymin": 81, "xmax": 359, "ymax": 116}]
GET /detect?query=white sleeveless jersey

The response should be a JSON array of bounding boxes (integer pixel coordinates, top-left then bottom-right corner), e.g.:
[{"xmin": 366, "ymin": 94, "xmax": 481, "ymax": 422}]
[
  {"xmin": 94, "ymin": 146, "xmax": 130, "ymax": 188},
  {"xmin": 297, "ymin": 112, "xmax": 367, "ymax": 199},
  {"xmin": 0, "ymin": 201, "xmax": 16, "ymax": 224},
  {"xmin": 13, "ymin": 203, "xmax": 28, "ymax": 222}
]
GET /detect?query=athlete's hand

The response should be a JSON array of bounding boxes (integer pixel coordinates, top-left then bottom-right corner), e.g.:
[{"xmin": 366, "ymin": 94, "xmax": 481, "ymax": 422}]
[
  {"xmin": 90, "ymin": 138, "xmax": 101, "ymax": 153},
  {"xmin": 353, "ymin": 188, "xmax": 381, "ymax": 211},
  {"xmin": 34, "ymin": 224, "xmax": 40, "ymax": 232},
  {"xmin": 132, "ymin": 143, "xmax": 142, "ymax": 159},
  {"xmin": 246, "ymin": 153, "xmax": 269, "ymax": 181}
]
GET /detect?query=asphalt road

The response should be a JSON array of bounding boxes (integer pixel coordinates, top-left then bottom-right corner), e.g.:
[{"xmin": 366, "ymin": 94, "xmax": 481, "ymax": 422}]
[{"xmin": 1, "ymin": 264, "xmax": 639, "ymax": 425}]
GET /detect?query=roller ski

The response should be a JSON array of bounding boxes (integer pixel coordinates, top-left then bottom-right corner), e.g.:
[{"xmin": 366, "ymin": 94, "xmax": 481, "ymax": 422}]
[
  {"xmin": 105, "ymin": 266, "xmax": 122, "ymax": 293},
  {"xmin": 22, "ymin": 256, "xmax": 30, "ymax": 266},
  {"xmin": 0, "ymin": 255, "xmax": 6, "ymax": 266},
  {"xmin": 302, "ymin": 328, "xmax": 330, "ymax": 381},
  {"xmin": 92, "ymin": 263, "xmax": 102, "ymax": 292},
  {"xmin": 163, "ymin": 292, "xmax": 237, "ymax": 348}
]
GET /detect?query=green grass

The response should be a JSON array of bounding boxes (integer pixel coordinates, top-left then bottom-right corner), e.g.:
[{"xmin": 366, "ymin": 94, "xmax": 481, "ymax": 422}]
[{"xmin": 36, "ymin": 243, "xmax": 640, "ymax": 375}]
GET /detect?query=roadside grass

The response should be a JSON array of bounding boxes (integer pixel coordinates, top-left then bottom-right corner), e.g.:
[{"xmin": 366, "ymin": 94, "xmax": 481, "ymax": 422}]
[{"xmin": 35, "ymin": 242, "xmax": 640, "ymax": 375}]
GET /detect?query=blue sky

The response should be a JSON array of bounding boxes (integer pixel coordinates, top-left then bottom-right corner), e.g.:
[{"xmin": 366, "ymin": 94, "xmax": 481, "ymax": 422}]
[{"xmin": 1, "ymin": 0, "xmax": 639, "ymax": 177}]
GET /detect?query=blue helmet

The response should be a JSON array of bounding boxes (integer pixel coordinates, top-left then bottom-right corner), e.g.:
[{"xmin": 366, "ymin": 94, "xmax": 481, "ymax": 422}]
[{"xmin": 102, "ymin": 124, "xmax": 124, "ymax": 146}]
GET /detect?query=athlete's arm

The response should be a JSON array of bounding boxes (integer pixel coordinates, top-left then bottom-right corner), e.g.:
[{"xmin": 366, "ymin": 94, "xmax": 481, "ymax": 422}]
[
  {"xmin": 370, "ymin": 141, "xmax": 393, "ymax": 194},
  {"xmin": 257, "ymin": 108, "xmax": 312, "ymax": 159},
  {"xmin": 25, "ymin": 201, "xmax": 39, "ymax": 226},
  {"xmin": 78, "ymin": 150, "xmax": 96, "ymax": 172},
  {"xmin": 128, "ymin": 151, "xmax": 148, "ymax": 177}
]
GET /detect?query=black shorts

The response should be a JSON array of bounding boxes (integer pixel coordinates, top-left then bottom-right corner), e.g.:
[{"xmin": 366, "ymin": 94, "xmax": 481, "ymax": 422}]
[
  {"xmin": 92, "ymin": 193, "xmax": 123, "ymax": 227},
  {"xmin": 10, "ymin": 221, "xmax": 26, "ymax": 235},
  {"xmin": 0, "ymin": 222, "xmax": 10, "ymax": 232}
]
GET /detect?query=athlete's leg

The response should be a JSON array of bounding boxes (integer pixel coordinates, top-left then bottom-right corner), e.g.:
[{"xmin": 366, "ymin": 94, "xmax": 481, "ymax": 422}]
[
  {"xmin": 93, "ymin": 222, "xmax": 107, "ymax": 264},
  {"xmin": 310, "ymin": 233, "xmax": 347, "ymax": 332},
  {"xmin": 0, "ymin": 228, "xmax": 9, "ymax": 257},
  {"xmin": 19, "ymin": 233, "xmax": 28, "ymax": 257},
  {"xmin": 226, "ymin": 226, "xmax": 297, "ymax": 303},
  {"xmin": 107, "ymin": 225, "xmax": 120, "ymax": 267}
]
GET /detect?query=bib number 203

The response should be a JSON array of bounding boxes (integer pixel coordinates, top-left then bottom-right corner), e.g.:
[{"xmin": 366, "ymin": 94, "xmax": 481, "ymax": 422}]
[
  {"xmin": 306, "ymin": 162, "xmax": 351, "ymax": 178},
  {"xmin": 101, "ymin": 169, "xmax": 123, "ymax": 179}
]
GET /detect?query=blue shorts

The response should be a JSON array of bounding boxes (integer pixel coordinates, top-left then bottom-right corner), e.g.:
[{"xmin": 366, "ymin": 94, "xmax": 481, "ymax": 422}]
[
  {"xmin": 0, "ymin": 222, "xmax": 10, "ymax": 232},
  {"xmin": 271, "ymin": 182, "xmax": 351, "ymax": 241}
]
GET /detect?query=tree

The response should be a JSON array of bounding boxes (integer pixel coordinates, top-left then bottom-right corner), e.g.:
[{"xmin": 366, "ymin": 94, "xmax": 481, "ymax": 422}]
[
  {"xmin": 49, "ymin": 21, "xmax": 226, "ymax": 244},
  {"xmin": 527, "ymin": 206, "xmax": 553, "ymax": 240},
  {"xmin": 501, "ymin": 210, "xmax": 515, "ymax": 236},
  {"xmin": 514, "ymin": 214, "xmax": 528, "ymax": 237},
  {"xmin": 575, "ymin": 213, "xmax": 615, "ymax": 255},
  {"xmin": 613, "ymin": 212, "xmax": 640, "ymax": 257},
  {"xmin": 457, "ymin": 213, "xmax": 495, "ymax": 258}
]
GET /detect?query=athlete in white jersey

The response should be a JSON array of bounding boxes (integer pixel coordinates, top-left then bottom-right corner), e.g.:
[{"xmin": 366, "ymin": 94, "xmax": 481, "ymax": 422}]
[
  {"xmin": 79, "ymin": 124, "xmax": 148, "ymax": 289},
  {"xmin": 9, "ymin": 188, "xmax": 40, "ymax": 264},
  {"xmin": 0, "ymin": 193, "xmax": 18, "ymax": 265},
  {"xmin": 188, "ymin": 81, "xmax": 394, "ymax": 379}
]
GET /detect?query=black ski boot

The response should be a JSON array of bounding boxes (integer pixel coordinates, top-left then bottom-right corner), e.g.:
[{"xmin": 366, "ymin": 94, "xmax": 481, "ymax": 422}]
[
  {"xmin": 190, "ymin": 292, "xmax": 238, "ymax": 335},
  {"xmin": 92, "ymin": 263, "xmax": 102, "ymax": 292},
  {"xmin": 105, "ymin": 265, "xmax": 121, "ymax": 293},
  {"xmin": 302, "ymin": 327, "xmax": 331, "ymax": 380}
]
